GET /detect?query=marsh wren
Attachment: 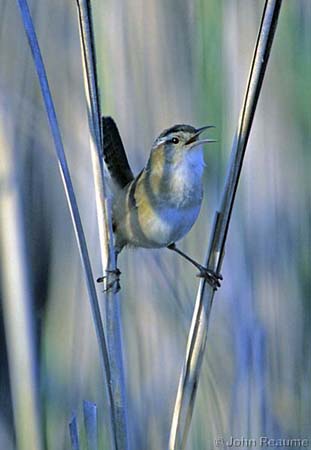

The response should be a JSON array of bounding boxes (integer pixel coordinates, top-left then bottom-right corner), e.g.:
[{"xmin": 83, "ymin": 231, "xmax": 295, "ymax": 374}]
[{"xmin": 98, "ymin": 117, "xmax": 222, "ymax": 291}]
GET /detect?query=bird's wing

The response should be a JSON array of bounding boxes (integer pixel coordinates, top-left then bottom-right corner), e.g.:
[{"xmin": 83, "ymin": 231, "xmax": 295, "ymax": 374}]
[{"xmin": 102, "ymin": 116, "xmax": 134, "ymax": 189}]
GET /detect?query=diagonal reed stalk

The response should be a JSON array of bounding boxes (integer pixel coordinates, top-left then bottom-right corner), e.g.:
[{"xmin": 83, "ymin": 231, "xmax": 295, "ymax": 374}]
[
  {"xmin": 15, "ymin": 0, "xmax": 119, "ymax": 448},
  {"xmin": 75, "ymin": 1, "xmax": 129, "ymax": 449},
  {"xmin": 168, "ymin": 1, "xmax": 283, "ymax": 449}
]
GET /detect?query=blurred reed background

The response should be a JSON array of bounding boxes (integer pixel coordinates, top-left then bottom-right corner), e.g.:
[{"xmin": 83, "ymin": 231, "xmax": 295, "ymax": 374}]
[{"xmin": 0, "ymin": 0, "xmax": 310, "ymax": 449}]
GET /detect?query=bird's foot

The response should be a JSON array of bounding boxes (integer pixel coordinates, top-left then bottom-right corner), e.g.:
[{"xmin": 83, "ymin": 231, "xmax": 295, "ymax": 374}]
[
  {"xmin": 196, "ymin": 266, "xmax": 222, "ymax": 290},
  {"xmin": 97, "ymin": 268, "xmax": 121, "ymax": 293}
]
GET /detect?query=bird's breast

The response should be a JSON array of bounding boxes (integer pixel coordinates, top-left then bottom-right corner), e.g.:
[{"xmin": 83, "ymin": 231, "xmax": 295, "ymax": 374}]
[
  {"xmin": 114, "ymin": 148, "xmax": 205, "ymax": 249},
  {"xmin": 134, "ymin": 151, "xmax": 204, "ymax": 247},
  {"xmin": 139, "ymin": 203, "xmax": 201, "ymax": 247}
]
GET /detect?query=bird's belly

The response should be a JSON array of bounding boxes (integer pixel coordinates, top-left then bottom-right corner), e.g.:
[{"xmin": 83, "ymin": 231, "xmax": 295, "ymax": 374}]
[{"xmin": 135, "ymin": 203, "xmax": 201, "ymax": 248}]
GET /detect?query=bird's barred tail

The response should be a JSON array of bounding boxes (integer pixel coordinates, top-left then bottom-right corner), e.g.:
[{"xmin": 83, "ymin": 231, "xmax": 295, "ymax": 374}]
[{"xmin": 102, "ymin": 116, "xmax": 134, "ymax": 189}]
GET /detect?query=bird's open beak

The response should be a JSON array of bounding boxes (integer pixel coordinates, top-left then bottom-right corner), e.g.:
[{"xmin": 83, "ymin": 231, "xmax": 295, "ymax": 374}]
[{"xmin": 186, "ymin": 125, "xmax": 216, "ymax": 148}]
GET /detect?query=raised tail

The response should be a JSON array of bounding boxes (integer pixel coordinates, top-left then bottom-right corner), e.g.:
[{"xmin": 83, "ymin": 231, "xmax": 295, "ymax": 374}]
[{"xmin": 102, "ymin": 116, "xmax": 134, "ymax": 189}]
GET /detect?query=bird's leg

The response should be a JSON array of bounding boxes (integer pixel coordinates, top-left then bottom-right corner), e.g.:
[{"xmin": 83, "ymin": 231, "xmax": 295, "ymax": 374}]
[
  {"xmin": 97, "ymin": 252, "xmax": 121, "ymax": 293},
  {"xmin": 167, "ymin": 243, "xmax": 222, "ymax": 289}
]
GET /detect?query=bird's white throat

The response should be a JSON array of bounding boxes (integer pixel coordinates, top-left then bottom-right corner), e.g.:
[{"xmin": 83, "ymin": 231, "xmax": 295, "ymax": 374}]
[
  {"xmin": 167, "ymin": 146, "xmax": 205, "ymax": 207},
  {"xmin": 174, "ymin": 146, "xmax": 205, "ymax": 183}
]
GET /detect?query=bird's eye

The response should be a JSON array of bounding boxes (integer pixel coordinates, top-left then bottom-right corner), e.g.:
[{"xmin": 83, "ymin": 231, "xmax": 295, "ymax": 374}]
[{"xmin": 172, "ymin": 137, "xmax": 179, "ymax": 144}]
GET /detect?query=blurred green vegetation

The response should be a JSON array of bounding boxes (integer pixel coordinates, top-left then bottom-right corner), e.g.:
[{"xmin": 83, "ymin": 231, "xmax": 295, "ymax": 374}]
[{"xmin": 0, "ymin": 0, "xmax": 310, "ymax": 449}]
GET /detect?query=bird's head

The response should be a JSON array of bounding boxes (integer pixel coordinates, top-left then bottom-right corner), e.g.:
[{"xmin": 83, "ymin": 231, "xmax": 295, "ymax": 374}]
[{"xmin": 151, "ymin": 124, "xmax": 216, "ymax": 164}]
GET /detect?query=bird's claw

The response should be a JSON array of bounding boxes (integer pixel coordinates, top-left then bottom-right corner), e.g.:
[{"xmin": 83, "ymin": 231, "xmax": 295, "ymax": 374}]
[
  {"xmin": 196, "ymin": 267, "xmax": 222, "ymax": 290},
  {"xmin": 97, "ymin": 268, "xmax": 121, "ymax": 293}
]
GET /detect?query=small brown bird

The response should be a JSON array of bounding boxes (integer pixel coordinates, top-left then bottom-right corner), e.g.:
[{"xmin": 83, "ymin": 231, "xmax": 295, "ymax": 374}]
[{"xmin": 98, "ymin": 117, "xmax": 222, "ymax": 291}]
